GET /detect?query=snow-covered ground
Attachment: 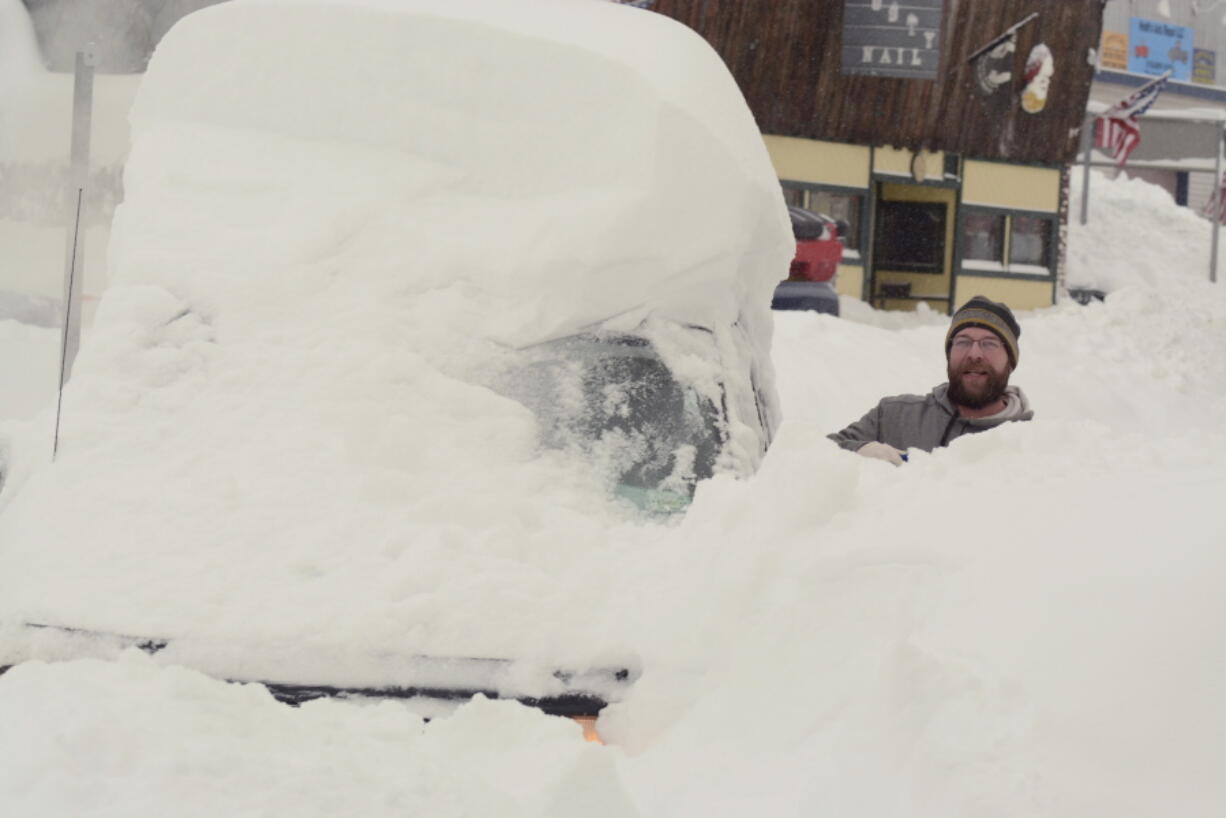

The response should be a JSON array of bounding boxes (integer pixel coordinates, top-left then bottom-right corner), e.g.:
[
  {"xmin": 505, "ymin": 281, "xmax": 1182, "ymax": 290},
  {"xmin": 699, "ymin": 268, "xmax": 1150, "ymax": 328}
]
[{"xmin": 2, "ymin": 1, "xmax": 1225, "ymax": 816}]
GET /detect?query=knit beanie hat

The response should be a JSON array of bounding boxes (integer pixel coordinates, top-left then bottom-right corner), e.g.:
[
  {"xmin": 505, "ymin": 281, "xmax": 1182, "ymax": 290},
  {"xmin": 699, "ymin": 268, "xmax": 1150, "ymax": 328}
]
[{"xmin": 945, "ymin": 295, "xmax": 1021, "ymax": 367}]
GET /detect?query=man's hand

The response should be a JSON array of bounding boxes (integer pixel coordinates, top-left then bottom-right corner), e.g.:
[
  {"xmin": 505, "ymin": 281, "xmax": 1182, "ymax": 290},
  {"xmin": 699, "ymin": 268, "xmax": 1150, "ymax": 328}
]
[{"xmin": 857, "ymin": 441, "xmax": 906, "ymax": 466}]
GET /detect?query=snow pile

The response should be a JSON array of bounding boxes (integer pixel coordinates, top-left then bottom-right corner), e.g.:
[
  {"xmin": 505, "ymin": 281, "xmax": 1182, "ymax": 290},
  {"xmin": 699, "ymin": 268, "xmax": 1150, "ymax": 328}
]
[
  {"xmin": 1067, "ymin": 168, "xmax": 1224, "ymax": 291},
  {"xmin": 1, "ymin": 4, "xmax": 1224, "ymax": 817},
  {"xmin": 0, "ymin": 652, "xmax": 637, "ymax": 818},
  {"xmin": 0, "ymin": 0, "xmax": 789, "ymax": 665}
]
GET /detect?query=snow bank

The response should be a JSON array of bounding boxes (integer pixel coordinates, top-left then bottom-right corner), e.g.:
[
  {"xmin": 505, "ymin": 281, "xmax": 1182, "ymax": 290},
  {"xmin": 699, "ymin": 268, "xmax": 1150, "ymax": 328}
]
[
  {"xmin": 1067, "ymin": 169, "xmax": 1225, "ymax": 291},
  {"xmin": 0, "ymin": 652, "xmax": 636, "ymax": 818},
  {"xmin": 0, "ymin": 0, "xmax": 789, "ymax": 667},
  {"xmin": 1, "ymin": 13, "xmax": 1224, "ymax": 818}
]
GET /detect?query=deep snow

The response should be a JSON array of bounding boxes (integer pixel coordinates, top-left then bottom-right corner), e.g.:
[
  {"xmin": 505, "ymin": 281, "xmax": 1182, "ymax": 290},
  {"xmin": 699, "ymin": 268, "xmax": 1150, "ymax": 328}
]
[
  {"xmin": 1, "ymin": 1, "xmax": 1225, "ymax": 816},
  {"xmin": 3, "ymin": 176, "xmax": 1224, "ymax": 818}
]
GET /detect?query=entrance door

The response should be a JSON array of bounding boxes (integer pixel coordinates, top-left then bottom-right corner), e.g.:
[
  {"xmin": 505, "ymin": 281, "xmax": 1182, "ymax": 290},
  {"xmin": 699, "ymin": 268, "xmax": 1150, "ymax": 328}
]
[{"xmin": 870, "ymin": 181, "xmax": 955, "ymax": 313}]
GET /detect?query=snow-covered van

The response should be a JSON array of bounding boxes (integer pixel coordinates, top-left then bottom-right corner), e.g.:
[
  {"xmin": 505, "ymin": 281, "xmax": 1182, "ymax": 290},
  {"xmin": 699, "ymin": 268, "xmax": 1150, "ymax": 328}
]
[{"xmin": 0, "ymin": 0, "xmax": 792, "ymax": 716}]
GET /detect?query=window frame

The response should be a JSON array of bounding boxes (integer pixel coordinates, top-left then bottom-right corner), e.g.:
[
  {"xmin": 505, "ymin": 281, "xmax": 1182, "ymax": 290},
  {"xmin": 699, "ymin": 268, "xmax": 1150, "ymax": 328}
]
[
  {"xmin": 957, "ymin": 204, "xmax": 1057, "ymax": 280},
  {"xmin": 778, "ymin": 180, "xmax": 869, "ymax": 265}
]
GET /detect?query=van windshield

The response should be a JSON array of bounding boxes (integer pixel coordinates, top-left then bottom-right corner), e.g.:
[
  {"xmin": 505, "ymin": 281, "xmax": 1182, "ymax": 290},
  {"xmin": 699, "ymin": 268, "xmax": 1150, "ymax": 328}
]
[{"xmin": 490, "ymin": 333, "xmax": 723, "ymax": 515}]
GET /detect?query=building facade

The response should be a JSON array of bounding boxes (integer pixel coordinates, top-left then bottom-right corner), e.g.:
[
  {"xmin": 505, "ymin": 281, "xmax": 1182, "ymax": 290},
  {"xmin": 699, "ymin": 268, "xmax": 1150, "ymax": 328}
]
[
  {"xmin": 1093, "ymin": 0, "xmax": 1226, "ymax": 211},
  {"xmin": 653, "ymin": 0, "xmax": 1106, "ymax": 313}
]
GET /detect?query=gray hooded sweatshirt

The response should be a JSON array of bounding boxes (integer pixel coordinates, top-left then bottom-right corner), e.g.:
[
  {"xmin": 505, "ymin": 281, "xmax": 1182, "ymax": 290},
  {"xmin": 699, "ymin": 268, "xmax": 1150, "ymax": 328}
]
[{"xmin": 828, "ymin": 384, "xmax": 1033, "ymax": 453}]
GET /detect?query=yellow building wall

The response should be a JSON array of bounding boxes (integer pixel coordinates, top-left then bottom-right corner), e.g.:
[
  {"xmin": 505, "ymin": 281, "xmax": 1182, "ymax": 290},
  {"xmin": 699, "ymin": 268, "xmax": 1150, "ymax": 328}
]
[
  {"xmin": 873, "ymin": 147, "xmax": 946, "ymax": 181},
  {"xmin": 962, "ymin": 160, "xmax": 1060, "ymax": 212},
  {"xmin": 834, "ymin": 263, "xmax": 863, "ymax": 299},
  {"xmin": 763, "ymin": 135, "xmax": 871, "ymax": 188},
  {"xmin": 954, "ymin": 276, "xmax": 1053, "ymax": 311}
]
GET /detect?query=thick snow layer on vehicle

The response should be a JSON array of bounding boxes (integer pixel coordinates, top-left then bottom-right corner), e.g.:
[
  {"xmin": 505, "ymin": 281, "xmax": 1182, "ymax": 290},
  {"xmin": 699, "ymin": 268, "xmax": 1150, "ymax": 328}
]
[
  {"xmin": 0, "ymin": 0, "xmax": 789, "ymax": 667},
  {"xmin": 1, "ymin": 164, "xmax": 1225, "ymax": 816},
  {"xmin": 115, "ymin": 0, "xmax": 788, "ymax": 348}
]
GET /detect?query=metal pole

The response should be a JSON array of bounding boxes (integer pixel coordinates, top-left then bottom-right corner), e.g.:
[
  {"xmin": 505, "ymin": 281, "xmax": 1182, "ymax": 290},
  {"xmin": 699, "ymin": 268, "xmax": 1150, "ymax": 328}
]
[
  {"xmin": 54, "ymin": 189, "xmax": 84, "ymax": 460},
  {"xmin": 54, "ymin": 48, "xmax": 95, "ymax": 458},
  {"xmin": 1212, "ymin": 123, "xmax": 1222, "ymax": 285},
  {"xmin": 60, "ymin": 48, "xmax": 95, "ymax": 382},
  {"xmin": 1080, "ymin": 113, "xmax": 1094, "ymax": 226}
]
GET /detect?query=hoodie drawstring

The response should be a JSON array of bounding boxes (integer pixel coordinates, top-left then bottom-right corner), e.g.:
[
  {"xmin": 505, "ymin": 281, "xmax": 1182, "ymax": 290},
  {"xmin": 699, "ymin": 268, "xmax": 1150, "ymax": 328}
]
[{"xmin": 939, "ymin": 411, "xmax": 959, "ymax": 448}]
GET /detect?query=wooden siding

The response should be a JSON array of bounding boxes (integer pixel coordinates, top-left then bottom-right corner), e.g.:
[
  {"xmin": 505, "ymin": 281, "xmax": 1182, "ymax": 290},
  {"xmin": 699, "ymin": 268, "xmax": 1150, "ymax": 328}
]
[{"xmin": 651, "ymin": 0, "xmax": 1104, "ymax": 164}]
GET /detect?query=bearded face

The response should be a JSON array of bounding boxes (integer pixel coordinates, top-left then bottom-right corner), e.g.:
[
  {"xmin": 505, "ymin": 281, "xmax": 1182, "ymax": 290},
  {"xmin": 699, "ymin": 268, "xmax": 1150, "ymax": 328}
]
[{"xmin": 946, "ymin": 331, "xmax": 1012, "ymax": 409}]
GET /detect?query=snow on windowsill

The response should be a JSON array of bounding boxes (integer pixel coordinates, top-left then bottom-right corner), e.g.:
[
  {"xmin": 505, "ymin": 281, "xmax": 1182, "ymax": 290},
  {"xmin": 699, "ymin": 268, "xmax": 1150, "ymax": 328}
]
[{"xmin": 961, "ymin": 259, "xmax": 1051, "ymax": 276}]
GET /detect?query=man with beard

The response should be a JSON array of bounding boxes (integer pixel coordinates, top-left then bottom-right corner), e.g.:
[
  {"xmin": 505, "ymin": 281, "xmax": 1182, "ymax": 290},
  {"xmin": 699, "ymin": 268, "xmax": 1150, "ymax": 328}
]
[{"xmin": 828, "ymin": 296, "xmax": 1033, "ymax": 465}]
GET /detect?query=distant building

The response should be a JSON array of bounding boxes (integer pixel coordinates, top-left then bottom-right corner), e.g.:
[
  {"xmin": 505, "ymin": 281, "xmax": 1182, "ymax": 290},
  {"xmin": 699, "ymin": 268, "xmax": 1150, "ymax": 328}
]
[
  {"xmin": 653, "ymin": 0, "xmax": 1107, "ymax": 313},
  {"xmin": 1092, "ymin": 0, "xmax": 1226, "ymax": 211}
]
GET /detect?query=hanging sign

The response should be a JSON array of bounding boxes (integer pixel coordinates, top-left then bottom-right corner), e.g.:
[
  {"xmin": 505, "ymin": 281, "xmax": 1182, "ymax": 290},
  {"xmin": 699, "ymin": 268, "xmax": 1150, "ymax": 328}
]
[
  {"xmin": 1100, "ymin": 31, "xmax": 1128, "ymax": 70},
  {"xmin": 1021, "ymin": 43, "xmax": 1054, "ymax": 114},
  {"xmin": 1128, "ymin": 17, "xmax": 1192, "ymax": 81},
  {"xmin": 842, "ymin": 0, "xmax": 945, "ymax": 80},
  {"xmin": 1193, "ymin": 49, "xmax": 1216, "ymax": 85},
  {"xmin": 973, "ymin": 36, "xmax": 1014, "ymax": 95}
]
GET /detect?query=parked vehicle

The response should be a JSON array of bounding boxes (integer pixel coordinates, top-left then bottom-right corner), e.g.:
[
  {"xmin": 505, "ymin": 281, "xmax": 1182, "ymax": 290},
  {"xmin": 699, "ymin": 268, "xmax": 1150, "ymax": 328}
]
[
  {"xmin": 770, "ymin": 205, "xmax": 845, "ymax": 316},
  {"xmin": 0, "ymin": 0, "xmax": 792, "ymax": 723}
]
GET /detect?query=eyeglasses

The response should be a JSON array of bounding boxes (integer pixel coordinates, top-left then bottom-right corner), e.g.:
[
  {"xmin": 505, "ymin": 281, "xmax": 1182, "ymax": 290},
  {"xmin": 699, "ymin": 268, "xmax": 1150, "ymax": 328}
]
[{"xmin": 951, "ymin": 336, "xmax": 1004, "ymax": 354}]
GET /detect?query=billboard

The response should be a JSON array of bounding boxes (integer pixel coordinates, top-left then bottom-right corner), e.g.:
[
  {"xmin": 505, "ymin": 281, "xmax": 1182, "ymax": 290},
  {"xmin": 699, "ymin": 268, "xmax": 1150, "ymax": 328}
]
[
  {"xmin": 842, "ymin": 0, "xmax": 944, "ymax": 80},
  {"xmin": 1128, "ymin": 17, "xmax": 1192, "ymax": 81}
]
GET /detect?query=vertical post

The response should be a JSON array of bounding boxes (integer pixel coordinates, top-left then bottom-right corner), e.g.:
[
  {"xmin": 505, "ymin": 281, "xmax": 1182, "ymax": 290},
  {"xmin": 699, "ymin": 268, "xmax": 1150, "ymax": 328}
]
[
  {"xmin": 1079, "ymin": 113, "xmax": 1094, "ymax": 226},
  {"xmin": 1211, "ymin": 120, "xmax": 1221, "ymax": 288},
  {"xmin": 54, "ymin": 48, "xmax": 95, "ymax": 459},
  {"xmin": 1213, "ymin": 123, "xmax": 1223, "ymax": 285},
  {"xmin": 60, "ymin": 48, "xmax": 95, "ymax": 382}
]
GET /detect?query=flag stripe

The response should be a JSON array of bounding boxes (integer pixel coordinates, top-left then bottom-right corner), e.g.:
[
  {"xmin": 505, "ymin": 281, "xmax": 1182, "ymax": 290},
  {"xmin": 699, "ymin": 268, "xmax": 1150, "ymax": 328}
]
[{"xmin": 1094, "ymin": 73, "xmax": 1170, "ymax": 170}]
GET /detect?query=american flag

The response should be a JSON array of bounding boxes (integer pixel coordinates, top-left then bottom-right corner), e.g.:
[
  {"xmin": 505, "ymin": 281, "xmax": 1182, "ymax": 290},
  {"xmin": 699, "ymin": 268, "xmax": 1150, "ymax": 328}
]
[
  {"xmin": 1203, "ymin": 171, "xmax": 1226, "ymax": 224},
  {"xmin": 1094, "ymin": 71, "xmax": 1171, "ymax": 169}
]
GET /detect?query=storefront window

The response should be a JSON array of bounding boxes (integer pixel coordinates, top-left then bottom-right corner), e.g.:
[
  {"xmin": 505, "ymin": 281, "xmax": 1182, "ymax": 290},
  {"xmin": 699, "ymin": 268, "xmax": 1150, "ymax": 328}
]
[
  {"xmin": 807, "ymin": 189, "xmax": 863, "ymax": 252},
  {"xmin": 962, "ymin": 211, "xmax": 1004, "ymax": 262},
  {"xmin": 1009, "ymin": 215, "xmax": 1051, "ymax": 268},
  {"xmin": 959, "ymin": 208, "xmax": 1053, "ymax": 276},
  {"xmin": 782, "ymin": 186, "xmax": 805, "ymax": 208},
  {"xmin": 780, "ymin": 182, "xmax": 864, "ymax": 258}
]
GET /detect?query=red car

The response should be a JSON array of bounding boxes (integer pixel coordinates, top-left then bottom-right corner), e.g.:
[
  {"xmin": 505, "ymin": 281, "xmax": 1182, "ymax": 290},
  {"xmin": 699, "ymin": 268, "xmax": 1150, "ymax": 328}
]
[{"xmin": 771, "ymin": 206, "xmax": 845, "ymax": 316}]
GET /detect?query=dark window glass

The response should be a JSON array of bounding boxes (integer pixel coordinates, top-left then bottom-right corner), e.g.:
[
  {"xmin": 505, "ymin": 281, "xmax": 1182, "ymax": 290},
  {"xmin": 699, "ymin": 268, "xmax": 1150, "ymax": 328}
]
[
  {"xmin": 1009, "ymin": 215, "xmax": 1052, "ymax": 268},
  {"xmin": 781, "ymin": 184, "xmax": 806, "ymax": 208},
  {"xmin": 962, "ymin": 211, "xmax": 1005, "ymax": 262},
  {"xmin": 873, "ymin": 200, "xmax": 946, "ymax": 273}
]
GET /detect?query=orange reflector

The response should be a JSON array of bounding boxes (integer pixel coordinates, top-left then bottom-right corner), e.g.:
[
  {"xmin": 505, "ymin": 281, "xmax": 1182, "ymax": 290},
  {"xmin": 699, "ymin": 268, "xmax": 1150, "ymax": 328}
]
[{"xmin": 572, "ymin": 716, "xmax": 602, "ymax": 744}]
